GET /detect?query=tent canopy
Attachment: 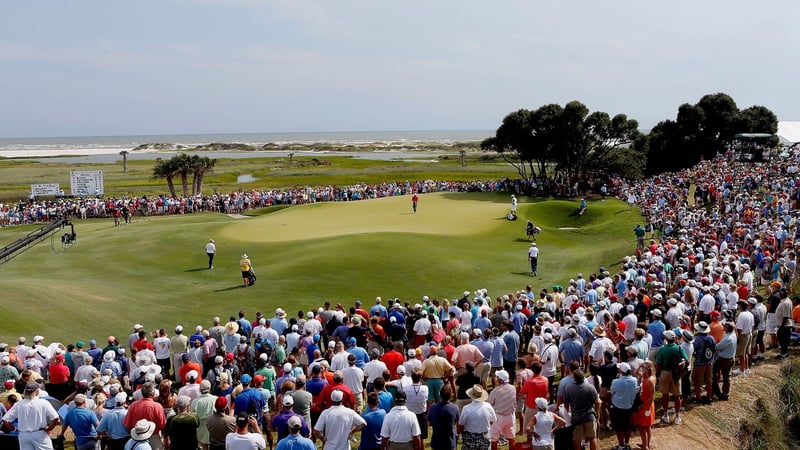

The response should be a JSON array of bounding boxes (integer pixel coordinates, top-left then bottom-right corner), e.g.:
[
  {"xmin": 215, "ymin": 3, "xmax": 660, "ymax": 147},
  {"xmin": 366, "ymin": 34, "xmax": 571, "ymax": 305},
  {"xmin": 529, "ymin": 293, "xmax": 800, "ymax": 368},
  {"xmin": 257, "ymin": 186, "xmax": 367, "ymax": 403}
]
[{"xmin": 778, "ymin": 121, "xmax": 800, "ymax": 144}]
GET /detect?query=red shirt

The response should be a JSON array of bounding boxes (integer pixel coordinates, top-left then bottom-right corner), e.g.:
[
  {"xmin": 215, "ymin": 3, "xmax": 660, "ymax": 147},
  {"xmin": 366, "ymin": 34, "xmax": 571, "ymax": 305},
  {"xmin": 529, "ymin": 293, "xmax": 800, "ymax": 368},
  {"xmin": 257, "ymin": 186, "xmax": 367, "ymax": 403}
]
[
  {"xmin": 123, "ymin": 397, "xmax": 167, "ymax": 432},
  {"xmin": 520, "ymin": 374, "xmax": 549, "ymax": 408},
  {"xmin": 133, "ymin": 339, "xmax": 154, "ymax": 352},
  {"xmin": 49, "ymin": 363, "xmax": 70, "ymax": 384},
  {"xmin": 381, "ymin": 350, "xmax": 405, "ymax": 380},
  {"xmin": 319, "ymin": 382, "xmax": 355, "ymax": 409}
]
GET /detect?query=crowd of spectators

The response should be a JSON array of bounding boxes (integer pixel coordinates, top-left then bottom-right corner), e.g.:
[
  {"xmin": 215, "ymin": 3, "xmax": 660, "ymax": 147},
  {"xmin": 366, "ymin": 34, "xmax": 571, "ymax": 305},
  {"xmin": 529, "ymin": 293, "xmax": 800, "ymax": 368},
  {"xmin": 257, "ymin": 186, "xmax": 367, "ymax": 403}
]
[{"xmin": 2, "ymin": 150, "xmax": 800, "ymax": 450}]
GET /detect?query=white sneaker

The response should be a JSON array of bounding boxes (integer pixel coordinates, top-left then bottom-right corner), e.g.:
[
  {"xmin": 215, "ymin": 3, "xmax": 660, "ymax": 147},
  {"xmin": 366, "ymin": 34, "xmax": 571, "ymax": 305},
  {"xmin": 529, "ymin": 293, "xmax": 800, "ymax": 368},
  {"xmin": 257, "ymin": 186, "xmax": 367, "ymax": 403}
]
[
  {"xmin": 661, "ymin": 414, "xmax": 670, "ymax": 424},
  {"xmin": 731, "ymin": 369, "xmax": 743, "ymax": 376},
  {"xmin": 675, "ymin": 415, "xmax": 682, "ymax": 425},
  {"xmin": 744, "ymin": 369, "xmax": 751, "ymax": 375}
]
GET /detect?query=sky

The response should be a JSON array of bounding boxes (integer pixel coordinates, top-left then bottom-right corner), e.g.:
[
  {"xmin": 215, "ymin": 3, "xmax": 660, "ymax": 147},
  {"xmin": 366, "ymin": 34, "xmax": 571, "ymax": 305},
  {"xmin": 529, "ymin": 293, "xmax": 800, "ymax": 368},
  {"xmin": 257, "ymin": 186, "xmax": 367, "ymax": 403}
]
[{"xmin": 1, "ymin": 1, "xmax": 799, "ymax": 138}]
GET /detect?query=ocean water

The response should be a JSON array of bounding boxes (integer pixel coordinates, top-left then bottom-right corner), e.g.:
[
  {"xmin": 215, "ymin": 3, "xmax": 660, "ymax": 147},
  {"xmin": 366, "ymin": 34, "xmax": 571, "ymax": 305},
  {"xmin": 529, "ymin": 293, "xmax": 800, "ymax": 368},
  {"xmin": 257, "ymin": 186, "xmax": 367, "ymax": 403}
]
[{"xmin": 0, "ymin": 130, "xmax": 492, "ymax": 153}]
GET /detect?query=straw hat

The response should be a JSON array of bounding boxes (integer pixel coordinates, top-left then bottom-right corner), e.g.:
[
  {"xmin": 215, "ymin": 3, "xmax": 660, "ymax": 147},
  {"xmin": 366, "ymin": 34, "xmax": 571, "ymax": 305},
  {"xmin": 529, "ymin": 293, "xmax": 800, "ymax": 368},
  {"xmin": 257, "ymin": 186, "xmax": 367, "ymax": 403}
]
[
  {"xmin": 224, "ymin": 321, "xmax": 239, "ymax": 334},
  {"xmin": 130, "ymin": 419, "xmax": 156, "ymax": 441},
  {"xmin": 592, "ymin": 324, "xmax": 607, "ymax": 337},
  {"xmin": 467, "ymin": 384, "xmax": 488, "ymax": 401}
]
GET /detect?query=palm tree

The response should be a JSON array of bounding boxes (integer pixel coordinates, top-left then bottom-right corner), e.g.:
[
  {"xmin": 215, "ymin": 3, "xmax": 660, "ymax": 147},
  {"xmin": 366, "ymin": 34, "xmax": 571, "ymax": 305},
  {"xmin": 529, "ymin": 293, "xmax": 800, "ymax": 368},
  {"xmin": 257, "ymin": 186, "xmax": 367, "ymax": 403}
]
[
  {"xmin": 190, "ymin": 155, "xmax": 216, "ymax": 195},
  {"xmin": 152, "ymin": 158, "xmax": 178, "ymax": 198},
  {"xmin": 172, "ymin": 154, "xmax": 192, "ymax": 197}
]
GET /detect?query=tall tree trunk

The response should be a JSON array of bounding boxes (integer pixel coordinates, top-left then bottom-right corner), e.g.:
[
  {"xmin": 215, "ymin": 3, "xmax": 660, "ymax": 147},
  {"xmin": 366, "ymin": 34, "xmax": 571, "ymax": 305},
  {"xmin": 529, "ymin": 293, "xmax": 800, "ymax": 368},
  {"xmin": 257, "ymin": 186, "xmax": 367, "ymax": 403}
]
[
  {"xmin": 196, "ymin": 173, "xmax": 204, "ymax": 195},
  {"xmin": 181, "ymin": 171, "xmax": 189, "ymax": 197},
  {"xmin": 166, "ymin": 176, "xmax": 176, "ymax": 198}
]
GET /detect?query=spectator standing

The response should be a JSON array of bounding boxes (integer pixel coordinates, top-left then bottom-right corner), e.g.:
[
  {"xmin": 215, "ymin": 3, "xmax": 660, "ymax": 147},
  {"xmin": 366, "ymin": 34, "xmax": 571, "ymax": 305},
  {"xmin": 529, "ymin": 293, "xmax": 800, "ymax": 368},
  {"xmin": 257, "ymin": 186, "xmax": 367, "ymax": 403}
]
[
  {"xmin": 275, "ymin": 416, "xmax": 315, "ymax": 450},
  {"xmin": 164, "ymin": 395, "xmax": 199, "ymax": 450},
  {"xmin": 313, "ymin": 389, "xmax": 367, "ymax": 450},
  {"xmin": 226, "ymin": 413, "xmax": 266, "ymax": 450},
  {"xmin": 359, "ymin": 392, "xmax": 386, "ymax": 450},
  {"xmin": 610, "ymin": 362, "xmax": 637, "ymax": 450},
  {"xmin": 428, "ymin": 386, "xmax": 458, "ymax": 450},
  {"xmin": 59, "ymin": 393, "xmax": 99, "ymax": 450},
  {"xmin": 654, "ymin": 330, "xmax": 686, "ymax": 425},
  {"xmin": 205, "ymin": 397, "xmax": 235, "ymax": 450},
  {"xmin": 380, "ymin": 390, "xmax": 422, "ymax": 450},
  {"xmin": 123, "ymin": 382, "xmax": 166, "ymax": 450},
  {"xmin": 488, "ymin": 370, "xmax": 516, "ymax": 450},
  {"xmin": 458, "ymin": 385, "xmax": 496, "ymax": 450},
  {"xmin": 562, "ymin": 369, "xmax": 600, "ymax": 450},
  {"xmin": 98, "ymin": 393, "xmax": 130, "ymax": 450}
]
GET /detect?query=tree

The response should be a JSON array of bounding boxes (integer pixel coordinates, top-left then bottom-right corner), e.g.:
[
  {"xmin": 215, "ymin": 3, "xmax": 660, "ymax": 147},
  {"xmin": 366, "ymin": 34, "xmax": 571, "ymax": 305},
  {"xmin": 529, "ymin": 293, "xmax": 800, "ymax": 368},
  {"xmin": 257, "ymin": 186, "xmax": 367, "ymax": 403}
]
[
  {"xmin": 643, "ymin": 93, "xmax": 778, "ymax": 174},
  {"xmin": 189, "ymin": 155, "xmax": 216, "ymax": 195},
  {"xmin": 481, "ymin": 109, "xmax": 536, "ymax": 181},
  {"xmin": 152, "ymin": 158, "xmax": 178, "ymax": 198}
]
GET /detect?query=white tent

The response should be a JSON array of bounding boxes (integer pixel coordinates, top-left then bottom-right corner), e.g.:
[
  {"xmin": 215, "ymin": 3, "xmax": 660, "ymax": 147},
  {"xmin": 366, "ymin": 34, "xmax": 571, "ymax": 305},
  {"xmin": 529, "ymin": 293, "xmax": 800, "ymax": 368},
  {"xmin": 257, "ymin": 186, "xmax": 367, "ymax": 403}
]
[{"xmin": 778, "ymin": 121, "xmax": 800, "ymax": 144}]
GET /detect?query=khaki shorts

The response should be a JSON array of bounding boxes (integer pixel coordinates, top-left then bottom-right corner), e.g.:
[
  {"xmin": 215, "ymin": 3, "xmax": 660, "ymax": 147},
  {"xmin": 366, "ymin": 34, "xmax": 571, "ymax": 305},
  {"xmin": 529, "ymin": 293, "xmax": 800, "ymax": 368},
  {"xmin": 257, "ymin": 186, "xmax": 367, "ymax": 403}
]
[
  {"xmin": 475, "ymin": 362, "xmax": 491, "ymax": 383},
  {"xmin": 659, "ymin": 371, "xmax": 681, "ymax": 396},
  {"xmin": 736, "ymin": 333, "xmax": 751, "ymax": 357},
  {"xmin": 573, "ymin": 421, "xmax": 596, "ymax": 441}
]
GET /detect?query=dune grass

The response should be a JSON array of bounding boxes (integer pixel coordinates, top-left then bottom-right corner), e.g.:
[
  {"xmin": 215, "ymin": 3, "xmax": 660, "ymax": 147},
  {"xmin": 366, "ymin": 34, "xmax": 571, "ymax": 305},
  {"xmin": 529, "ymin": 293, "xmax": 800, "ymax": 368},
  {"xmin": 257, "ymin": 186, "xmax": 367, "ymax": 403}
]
[{"xmin": 0, "ymin": 193, "xmax": 639, "ymax": 344}]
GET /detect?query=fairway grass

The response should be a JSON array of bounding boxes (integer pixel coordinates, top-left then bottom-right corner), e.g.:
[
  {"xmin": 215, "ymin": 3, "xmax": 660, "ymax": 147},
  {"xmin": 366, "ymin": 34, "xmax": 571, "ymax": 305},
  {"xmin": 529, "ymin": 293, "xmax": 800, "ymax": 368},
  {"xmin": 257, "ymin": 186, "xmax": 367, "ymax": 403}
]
[{"xmin": 0, "ymin": 194, "xmax": 639, "ymax": 344}]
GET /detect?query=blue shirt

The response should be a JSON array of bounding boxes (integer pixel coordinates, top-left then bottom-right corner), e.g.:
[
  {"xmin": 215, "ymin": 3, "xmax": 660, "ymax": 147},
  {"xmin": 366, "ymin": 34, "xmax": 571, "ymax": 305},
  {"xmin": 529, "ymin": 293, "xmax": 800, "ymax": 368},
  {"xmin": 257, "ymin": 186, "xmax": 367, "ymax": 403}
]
[
  {"xmin": 559, "ymin": 338, "xmax": 585, "ymax": 366},
  {"xmin": 97, "ymin": 407, "xmax": 128, "ymax": 440},
  {"xmin": 370, "ymin": 305, "xmax": 388, "ymax": 319},
  {"xmin": 716, "ymin": 332, "xmax": 737, "ymax": 359},
  {"xmin": 63, "ymin": 407, "xmax": 98, "ymax": 446},
  {"xmin": 275, "ymin": 434, "xmax": 316, "ymax": 450},
  {"xmin": 502, "ymin": 331, "xmax": 520, "ymax": 362},
  {"xmin": 377, "ymin": 391, "xmax": 393, "ymax": 413},
  {"xmin": 473, "ymin": 317, "xmax": 492, "ymax": 333},
  {"xmin": 359, "ymin": 407, "xmax": 386, "ymax": 450},
  {"xmin": 647, "ymin": 321, "xmax": 665, "ymax": 347},
  {"xmin": 428, "ymin": 401, "xmax": 459, "ymax": 450},
  {"xmin": 234, "ymin": 388, "xmax": 266, "ymax": 426},
  {"xmin": 490, "ymin": 337, "xmax": 505, "ymax": 367},
  {"xmin": 610, "ymin": 375, "xmax": 637, "ymax": 409},
  {"xmin": 346, "ymin": 346, "xmax": 369, "ymax": 369},
  {"xmin": 473, "ymin": 339, "xmax": 494, "ymax": 363},
  {"xmin": 271, "ymin": 411, "xmax": 310, "ymax": 441}
]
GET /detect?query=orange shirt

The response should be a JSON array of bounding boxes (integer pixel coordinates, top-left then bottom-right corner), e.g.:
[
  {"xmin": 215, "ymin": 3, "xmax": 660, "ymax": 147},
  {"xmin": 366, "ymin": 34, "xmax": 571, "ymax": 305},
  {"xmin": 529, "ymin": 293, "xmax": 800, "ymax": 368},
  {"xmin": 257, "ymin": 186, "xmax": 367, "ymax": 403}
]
[{"xmin": 792, "ymin": 305, "xmax": 800, "ymax": 324}]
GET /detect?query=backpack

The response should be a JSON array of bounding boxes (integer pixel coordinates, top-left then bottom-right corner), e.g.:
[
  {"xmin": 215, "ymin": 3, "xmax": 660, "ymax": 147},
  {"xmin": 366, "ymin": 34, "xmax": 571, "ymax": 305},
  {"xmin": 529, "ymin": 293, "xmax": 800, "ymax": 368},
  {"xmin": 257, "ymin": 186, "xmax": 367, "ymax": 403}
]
[{"xmin": 236, "ymin": 345, "xmax": 254, "ymax": 375}]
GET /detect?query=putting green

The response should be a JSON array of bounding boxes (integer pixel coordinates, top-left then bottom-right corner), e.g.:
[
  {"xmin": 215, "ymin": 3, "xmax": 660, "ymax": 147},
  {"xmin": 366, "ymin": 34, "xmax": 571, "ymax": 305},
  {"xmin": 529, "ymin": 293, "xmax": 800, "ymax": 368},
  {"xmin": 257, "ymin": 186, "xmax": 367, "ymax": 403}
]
[{"xmin": 220, "ymin": 193, "xmax": 509, "ymax": 242}]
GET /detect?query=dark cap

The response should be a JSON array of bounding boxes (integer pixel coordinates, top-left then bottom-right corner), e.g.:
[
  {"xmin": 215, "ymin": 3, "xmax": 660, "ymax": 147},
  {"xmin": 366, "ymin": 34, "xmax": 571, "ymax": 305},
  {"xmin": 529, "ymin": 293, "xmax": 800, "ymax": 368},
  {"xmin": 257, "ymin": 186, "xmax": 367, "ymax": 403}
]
[
  {"xmin": 24, "ymin": 382, "xmax": 40, "ymax": 393},
  {"xmin": 235, "ymin": 412, "xmax": 249, "ymax": 427}
]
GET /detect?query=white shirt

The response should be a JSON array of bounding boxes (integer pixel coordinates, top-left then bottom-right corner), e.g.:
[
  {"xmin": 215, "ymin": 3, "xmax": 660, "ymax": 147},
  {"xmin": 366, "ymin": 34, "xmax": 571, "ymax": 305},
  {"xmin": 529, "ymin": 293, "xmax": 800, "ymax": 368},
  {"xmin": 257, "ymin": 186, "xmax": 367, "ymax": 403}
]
[
  {"xmin": 314, "ymin": 405, "xmax": 366, "ymax": 450},
  {"xmin": 205, "ymin": 242, "xmax": 216, "ymax": 254},
  {"xmin": 589, "ymin": 337, "xmax": 615, "ymax": 364},
  {"xmin": 330, "ymin": 352, "xmax": 349, "ymax": 373},
  {"xmin": 363, "ymin": 360, "xmax": 388, "ymax": 384},
  {"xmin": 225, "ymin": 432, "xmax": 265, "ymax": 450},
  {"xmin": 413, "ymin": 318, "xmax": 432, "ymax": 336},
  {"xmin": 699, "ymin": 294, "xmax": 716, "ymax": 314},
  {"xmin": 380, "ymin": 405, "xmax": 420, "ymax": 442},
  {"xmin": 153, "ymin": 337, "xmax": 171, "ymax": 360},
  {"xmin": 528, "ymin": 247, "xmax": 540, "ymax": 258},
  {"xmin": 540, "ymin": 342, "xmax": 559, "ymax": 378},
  {"xmin": 342, "ymin": 366, "xmax": 365, "ymax": 394},
  {"xmin": 303, "ymin": 319, "xmax": 323, "ymax": 336},
  {"xmin": 2, "ymin": 395, "xmax": 59, "ymax": 432},
  {"xmin": 404, "ymin": 383, "xmax": 429, "ymax": 414},
  {"xmin": 736, "ymin": 310, "xmax": 755, "ymax": 335},
  {"xmin": 459, "ymin": 400, "xmax": 496, "ymax": 433}
]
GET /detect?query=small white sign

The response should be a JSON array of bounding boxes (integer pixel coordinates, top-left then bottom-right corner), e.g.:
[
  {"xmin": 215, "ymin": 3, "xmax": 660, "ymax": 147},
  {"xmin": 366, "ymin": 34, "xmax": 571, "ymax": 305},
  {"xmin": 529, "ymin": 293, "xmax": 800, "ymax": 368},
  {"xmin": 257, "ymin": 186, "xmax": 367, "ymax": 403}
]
[
  {"xmin": 70, "ymin": 170, "xmax": 104, "ymax": 196},
  {"xmin": 30, "ymin": 183, "xmax": 61, "ymax": 196}
]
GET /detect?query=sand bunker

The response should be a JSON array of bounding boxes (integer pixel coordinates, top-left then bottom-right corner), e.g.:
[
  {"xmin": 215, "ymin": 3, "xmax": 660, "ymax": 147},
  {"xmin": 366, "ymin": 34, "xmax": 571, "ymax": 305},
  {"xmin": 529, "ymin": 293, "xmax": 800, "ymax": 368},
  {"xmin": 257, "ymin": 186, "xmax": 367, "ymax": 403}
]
[
  {"xmin": 558, "ymin": 227, "xmax": 579, "ymax": 230},
  {"xmin": 220, "ymin": 192, "xmax": 501, "ymax": 243}
]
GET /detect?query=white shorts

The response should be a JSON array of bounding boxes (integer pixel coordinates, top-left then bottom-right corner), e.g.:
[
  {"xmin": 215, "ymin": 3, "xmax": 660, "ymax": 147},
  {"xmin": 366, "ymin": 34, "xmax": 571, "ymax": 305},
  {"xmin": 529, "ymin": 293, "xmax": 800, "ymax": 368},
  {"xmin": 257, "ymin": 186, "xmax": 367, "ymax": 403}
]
[
  {"xmin": 767, "ymin": 313, "xmax": 777, "ymax": 334},
  {"xmin": 490, "ymin": 413, "xmax": 516, "ymax": 440}
]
